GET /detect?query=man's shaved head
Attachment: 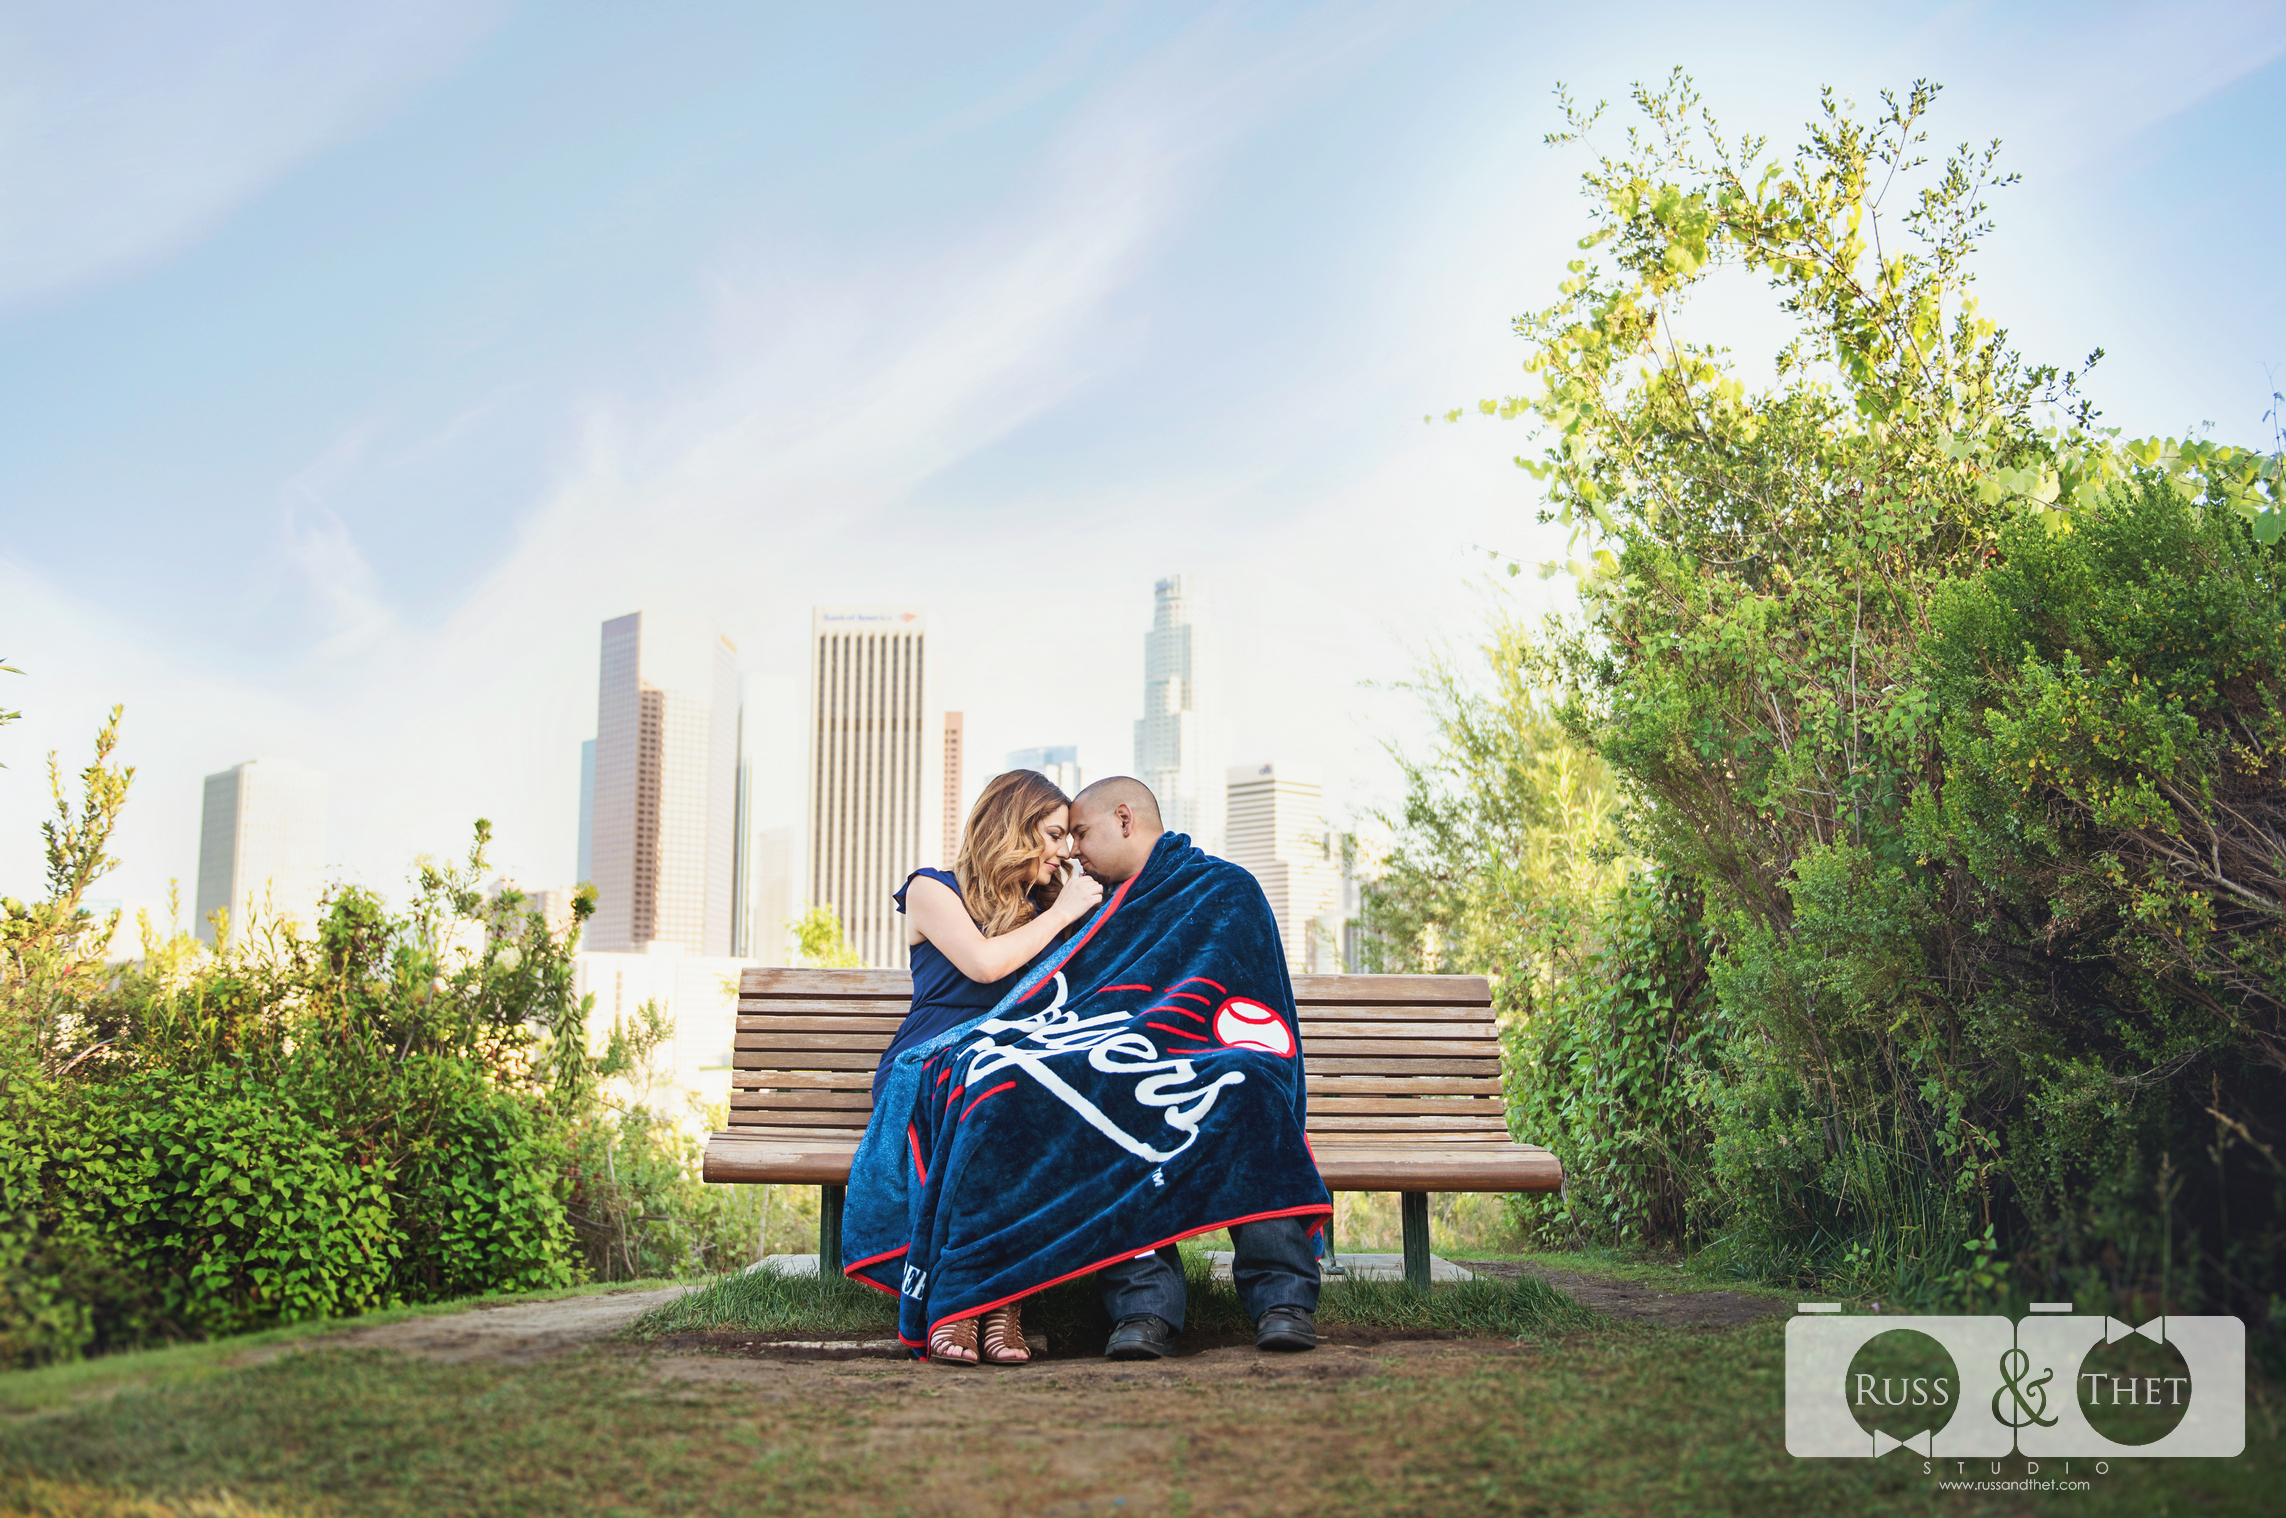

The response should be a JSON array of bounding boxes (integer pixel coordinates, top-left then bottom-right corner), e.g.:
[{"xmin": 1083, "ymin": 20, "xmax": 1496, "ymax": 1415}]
[
  {"xmin": 1069, "ymin": 776, "xmax": 1163, "ymax": 885},
  {"xmin": 1072, "ymin": 776, "xmax": 1161, "ymax": 833}
]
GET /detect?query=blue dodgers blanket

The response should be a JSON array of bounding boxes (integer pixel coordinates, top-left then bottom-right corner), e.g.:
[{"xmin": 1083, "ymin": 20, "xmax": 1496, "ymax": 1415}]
[{"xmin": 842, "ymin": 832, "xmax": 1330, "ymax": 1348}]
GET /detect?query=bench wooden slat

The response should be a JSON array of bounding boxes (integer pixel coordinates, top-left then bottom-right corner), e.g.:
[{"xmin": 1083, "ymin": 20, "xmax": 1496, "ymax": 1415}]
[
  {"xmin": 1304, "ymin": 1039, "xmax": 1500, "ymax": 1058},
  {"xmin": 1293, "ymin": 1021, "xmax": 1492, "ymax": 1039},
  {"xmin": 703, "ymin": 1131, "xmax": 1560, "ymax": 1192},
  {"xmin": 1289, "ymin": 975, "xmax": 1490, "ymax": 1005},
  {"xmin": 736, "ymin": 1000, "xmax": 921, "ymax": 1019},
  {"xmin": 1307, "ymin": 1114, "xmax": 1513, "ymax": 1133},
  {"xmin": 729, "ymin": 1073, "xmax": 1507, "ymax": 1095},
  {"xmin": 731, "ymin": 1051, "xmax": 885, "ymax": 1071},
  {"xmin": 725, "ymin": 1090, "xmax": 874, "ymax": 1109},
  {"xmin": 735, "ymin": 1032, "xmax": 895, "ymax": 1053},
  {"xmin": 739, "ymin": 969, "xmax": 914, "ymax": 999},
  {"xmin": 730, "ymin": 1070, "xmax": 878, "ymax": 1090},
  {"xmin": 1305, "ymin": 1076, "xmax": 1503, "ymax": 1095},
  {"xmin": 1316, "ymin": 1101, "xmax": 1508, "ymax": 1115},
  {"xmin": 736, "ymin": 1014, "xmax": 908, "ymax": 1034},
  {"xmin": 733, "ymin": 1054, "xmax": 1502, "ymax": 1076},
  {"xmin": 1311, "ymin": 1146, "xmax": 1558, "ymax": 1191},
  {"xmin": 724, "ymin": 1078, "xmax": 1507, "ymax": 1104},
  {"xmin": 722, "ymin": 1105, "xmax": 874, "ymax": 1127},
  {"xmin": 1303, "ymin": 1057, "xmax": 1494, "ymax": 1076},
  {"xmin": 1296, "ymin": 1005, "xmax": 1494, "ymax": 1023}
]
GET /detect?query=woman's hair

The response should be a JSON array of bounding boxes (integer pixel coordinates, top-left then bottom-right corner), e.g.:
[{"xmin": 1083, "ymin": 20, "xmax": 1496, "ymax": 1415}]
[{"xmin": 954, "ymin": 769, "xmax": 1070, "ymax": 938}]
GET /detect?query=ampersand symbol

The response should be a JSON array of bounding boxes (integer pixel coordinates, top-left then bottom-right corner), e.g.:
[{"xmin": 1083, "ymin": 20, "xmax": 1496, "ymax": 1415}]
[{"xmin": 1992, "ymin": 1347, "xmax": 2059, "ymax": 1428}]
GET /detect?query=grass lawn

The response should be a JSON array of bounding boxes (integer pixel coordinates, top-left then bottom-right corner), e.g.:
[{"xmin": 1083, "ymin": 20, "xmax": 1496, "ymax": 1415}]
[{"xmin": 0, "ymin": 1265, "xmax": 2274, "ymax": 1516}]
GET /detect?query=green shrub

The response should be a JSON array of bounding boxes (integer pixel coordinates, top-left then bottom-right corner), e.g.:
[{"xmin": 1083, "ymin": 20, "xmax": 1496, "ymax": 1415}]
[
  {"xmin": 58, "ymin": 1068, "xmax": 398, "ymax": 1340},
  {"xmin": 388, "ymin": 1058, "xmax": 574, "ymax": 1302},
  {"xmin": 1507, "ymin": 875, "xmax": 1720, "ymax": 1249}
]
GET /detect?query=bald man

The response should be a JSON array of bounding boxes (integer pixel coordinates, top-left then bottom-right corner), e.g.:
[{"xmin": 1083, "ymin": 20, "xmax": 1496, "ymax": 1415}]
[{"xmin": 1064, "ymin": 776, "xmax": 1323, "ymax": 1358}]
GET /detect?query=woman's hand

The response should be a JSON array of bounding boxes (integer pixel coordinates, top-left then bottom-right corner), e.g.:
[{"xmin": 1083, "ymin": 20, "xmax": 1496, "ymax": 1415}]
[{"xmin": 1051, "ymin": 865, "xmax": 1104, "ymax": 925}]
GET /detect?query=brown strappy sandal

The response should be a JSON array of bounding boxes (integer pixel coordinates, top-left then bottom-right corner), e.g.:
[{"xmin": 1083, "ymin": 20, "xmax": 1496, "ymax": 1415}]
[
  {"xmin": 929, "ymin": 1314, "xmax": 980, "ymax": 1364},
  {"xmin": 981, "ymin": 1303, "xmax": 1030, "ymax": 1365}
]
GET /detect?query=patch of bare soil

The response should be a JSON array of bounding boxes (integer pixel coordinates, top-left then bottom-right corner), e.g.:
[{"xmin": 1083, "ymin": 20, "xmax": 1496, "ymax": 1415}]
[
  {"xmin": 627, "ymin": 1335, "xmax": 1545, "ymax": 1515},
  {"xmin": 240, "ymin": 1287, "xmax": 687, "ymax": 1367},
  {"xmin": 1456, "ymin": 1259, "xmax": 1787, "ymax": 1328},
  {"xmin": 646, "ymin": 1322, "xmax": 1503, "ymax": 1365}
]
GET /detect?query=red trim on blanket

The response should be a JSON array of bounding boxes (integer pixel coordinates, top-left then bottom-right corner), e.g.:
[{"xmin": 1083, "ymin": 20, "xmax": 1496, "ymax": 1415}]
[
  {"xmin": 925, "ymin": 1202, "xmax": 1337, "ymax": 1334},
  {"xmin": 907, "ymin": 1122, "xmax": 928, "ymax": 1186},
  {"xmin": 843, "ymin": 1243, "xmax": 909, "ymax": 1274},
  {"xmin": 959, "ymin": 1080, "xmax": 1016, "ymax": 1122},
  {"xmin": 1096, "ymin": 983, "xmax": 1154, "ymax": 994},
  {"xmin": 1144, "ymin": 1022, "xmax": 1209, "ymax": 1042},
  {"xmin": 1165, "ymin": 991, "xmax": 1211, "ymax": 1004},
  {"xmin": 1172, "ymin": 976, "xmax": 1227, "ymax": 994},
  {"xmin": 935, "ymin": 1068, "xmax": 952, "ymax": 1085}
]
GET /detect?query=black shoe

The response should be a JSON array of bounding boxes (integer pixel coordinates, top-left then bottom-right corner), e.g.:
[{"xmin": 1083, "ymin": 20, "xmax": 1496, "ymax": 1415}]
[
  {"xmin": 1104, "ymin": 1314, "xmax": 1176, "ymax": 1360},
  {"xmin": 1255, "ymin": 1306, "xmax": 1317, "ymax": 1352}
]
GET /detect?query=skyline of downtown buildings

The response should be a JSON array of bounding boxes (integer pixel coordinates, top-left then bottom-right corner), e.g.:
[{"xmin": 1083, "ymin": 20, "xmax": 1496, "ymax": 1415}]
[
  {"xmin": 179, "ymin": 575, "xmax": 1353, "ymax": 981},
  {"xmin": 566, "ymin": 575, "xmax": 1357, "ymax": 973}
]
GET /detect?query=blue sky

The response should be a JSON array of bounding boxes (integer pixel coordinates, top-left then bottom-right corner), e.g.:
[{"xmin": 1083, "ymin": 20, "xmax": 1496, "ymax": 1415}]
[{"xmin": 4, "ymin": 0, "xmax": 2283, "ymax": 914}]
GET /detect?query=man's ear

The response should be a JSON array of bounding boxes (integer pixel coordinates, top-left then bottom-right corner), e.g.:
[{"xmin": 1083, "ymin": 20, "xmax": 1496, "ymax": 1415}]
[{"xmin": 1116, "ymin": 803, "xmax": 1133, "ymax": 837}]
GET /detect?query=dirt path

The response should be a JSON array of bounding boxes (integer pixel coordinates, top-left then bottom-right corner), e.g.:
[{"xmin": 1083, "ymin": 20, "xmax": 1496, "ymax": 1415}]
[
  {"xmin": 245, "ymin": 1287, "xmax": 689, "ymax": 1367},
  {"xmin": 255, "ymin": 1261, "xmax": 1783, "ymax": 1372},
  {"xmin": 1456, "ymin": 1260, "xmax": 1789, "ymax": 1329}
]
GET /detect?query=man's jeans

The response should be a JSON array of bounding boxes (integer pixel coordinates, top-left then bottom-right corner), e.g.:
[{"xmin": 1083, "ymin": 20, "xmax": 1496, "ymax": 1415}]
[{"xmin": 1097, "ymin": 1216, "xmax": 1320, "ymax": 1330}]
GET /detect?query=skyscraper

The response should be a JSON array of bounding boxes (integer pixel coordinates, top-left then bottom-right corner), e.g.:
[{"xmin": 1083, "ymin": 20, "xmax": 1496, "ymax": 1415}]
[
  {"xmin": 1134, "ymin": 575, "xmax": 1225, "ymax": 852},
  {"xmin": 1008, "ymin": 745, "xmax": 1083, "ymax": 796},
  {"xmin": 194, "ymin": 758, "xmax": 327, "ymax": 944},
  {"xmin": 942, "ymin": 710, "xmax": 965, "ymax": 867},
  {"xmin": 587, "ymin": 611, "xmax": 741, "ymax": 955},
  {"xmin": 808, "ymin": 606, "xmax": 944, "ymax": 968},
  {"xmin": 1225, "ymin": 762, "xmax": 1340, "ymax": 972}
]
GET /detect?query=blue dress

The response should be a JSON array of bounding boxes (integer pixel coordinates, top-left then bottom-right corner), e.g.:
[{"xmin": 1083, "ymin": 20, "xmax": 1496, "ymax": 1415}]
[{"xmin": 875, "ymin": 868, "xmax": 1034, "ymax": 1101}]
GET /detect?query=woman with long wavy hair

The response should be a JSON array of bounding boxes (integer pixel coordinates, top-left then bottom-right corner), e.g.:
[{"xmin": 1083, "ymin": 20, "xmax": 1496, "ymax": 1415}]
[{"xmin": 885, "ymin": 767, "xmax": 1104, "ymax": 1365}]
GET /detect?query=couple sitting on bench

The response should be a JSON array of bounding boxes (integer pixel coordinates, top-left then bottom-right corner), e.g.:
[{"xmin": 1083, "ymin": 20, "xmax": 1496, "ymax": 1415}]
[{"xmin": 842, "ymin": 771, "xmax": 1331, "ymax": 1364}]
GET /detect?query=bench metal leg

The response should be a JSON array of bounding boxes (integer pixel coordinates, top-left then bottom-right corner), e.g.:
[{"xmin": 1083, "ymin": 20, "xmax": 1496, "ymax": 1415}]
[
  {"xmin": 1400, "ymin": 1191, "xmax": 1431, "ymax": 1296},
  {"xmin": 820, "ymin": 1184, "xmax": 845, "ymax": 1277}
]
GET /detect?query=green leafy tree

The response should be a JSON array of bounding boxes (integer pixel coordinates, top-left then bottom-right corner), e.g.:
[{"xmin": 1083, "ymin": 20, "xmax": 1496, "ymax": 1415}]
[
  {"xmin": 792, "ymin": 904, "xmax": 865, "ymax": 969},
  {"xmin": 1405, "ymin": 73, "xmax": 2286, "ymax": 1312}
]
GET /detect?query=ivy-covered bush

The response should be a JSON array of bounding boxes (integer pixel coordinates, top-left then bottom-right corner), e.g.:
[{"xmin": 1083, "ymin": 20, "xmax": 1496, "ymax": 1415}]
[
  {"xmin": 1504, "ymin": 874, "xmax": 1719, "ymax": 1248},
  {"xmin": 58, "ymin": 1067, "xmax": 400, "ymax": 1340}
]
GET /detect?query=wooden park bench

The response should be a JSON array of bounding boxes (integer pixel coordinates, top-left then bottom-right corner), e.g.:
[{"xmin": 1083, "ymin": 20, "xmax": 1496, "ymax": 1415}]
[{"xmin": 702, "ymin": 969, "xmax": 1562, "ymax": 1294}]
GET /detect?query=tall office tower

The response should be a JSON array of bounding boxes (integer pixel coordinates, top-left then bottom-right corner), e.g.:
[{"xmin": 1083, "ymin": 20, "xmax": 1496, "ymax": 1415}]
[
  {"xmin": 1134, "ymin": 575, "xmax": 1225, "ymax": 852},
  {"xmin": 1008, "ymin": 745, "xmax": 1083, "ymax": 796},
  {"xmin": 194, "ymin": 758, "xmax": 327, "ymax": 944},
  {"xmin": 576, "ymin": 739, "xmax": 596, "ymax": 885},
  {"xmin": 942, "ymin": 711, "xmax": 965, "ymax": 866},
  {"xmin": 588, "ymin": 612, "xmax": 740, "ymax": 955},
  {"xmin": 807, "ymin": 606, "xmax": 942, "ymax": 968},
  {"xmin": 1225, "ymin": 762, "xmax": 1340, "ymax": 972}
]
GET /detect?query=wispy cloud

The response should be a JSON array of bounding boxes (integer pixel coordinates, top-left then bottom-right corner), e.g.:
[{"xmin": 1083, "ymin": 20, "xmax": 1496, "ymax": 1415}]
[{"xmin": 0, "ymin": 0, "xmax": 509, "ymax": 313}]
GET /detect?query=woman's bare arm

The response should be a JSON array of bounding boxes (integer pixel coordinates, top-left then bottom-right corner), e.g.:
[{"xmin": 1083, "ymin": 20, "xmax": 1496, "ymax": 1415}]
[{"xmin": 905, "ymin": 870, "xmax": 1104, "ymax": 983}]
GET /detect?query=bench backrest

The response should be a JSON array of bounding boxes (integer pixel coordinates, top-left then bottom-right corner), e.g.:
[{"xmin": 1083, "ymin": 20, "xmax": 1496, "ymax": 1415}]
[{"xmin": 730, "ymin": 969, "xmax": 1506, "ymax": 1146}]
